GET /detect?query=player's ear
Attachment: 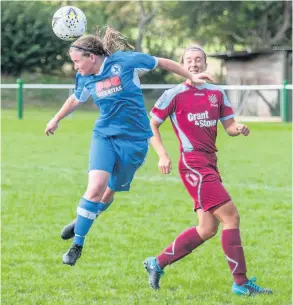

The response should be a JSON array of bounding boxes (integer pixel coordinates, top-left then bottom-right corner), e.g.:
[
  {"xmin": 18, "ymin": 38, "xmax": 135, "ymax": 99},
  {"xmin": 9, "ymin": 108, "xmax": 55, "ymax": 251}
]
[{"xmin": 204, "ymin": 62, "xmax": 208, "ymax": 71}]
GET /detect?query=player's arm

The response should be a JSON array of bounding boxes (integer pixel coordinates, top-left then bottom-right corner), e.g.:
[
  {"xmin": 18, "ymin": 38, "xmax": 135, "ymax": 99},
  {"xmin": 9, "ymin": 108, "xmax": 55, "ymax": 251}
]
[
  {"xmin": 45, "ymin": 94, "xmax": 81, "ymax": 136},
  {"xmin": 221, "ymin": 118, "xmax": 250, "ymax": 137},
  {"xmin": 129, "ymin": 52, "xmax": 214, "ymax": 84},
  {"xmin": 157, "ymin": 58, "xmax": 215, "ymax": 85},
  {"xmin": 150, "ymin": 118, "xmax": 172, "ymax": 175}
]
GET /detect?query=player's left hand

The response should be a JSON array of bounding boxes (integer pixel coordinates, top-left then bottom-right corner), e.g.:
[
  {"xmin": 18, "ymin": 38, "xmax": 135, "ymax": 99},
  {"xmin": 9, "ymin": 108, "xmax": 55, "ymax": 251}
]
[{"xmin": 236, "ymin": 123, "xmax": 250, "ymax": 136}]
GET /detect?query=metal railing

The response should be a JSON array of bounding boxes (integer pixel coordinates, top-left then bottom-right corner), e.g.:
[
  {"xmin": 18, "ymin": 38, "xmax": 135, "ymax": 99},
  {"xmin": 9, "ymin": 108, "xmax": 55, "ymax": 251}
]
[{"xmin": 1, "ymin": 80, "xmax": 292, "ymax": 121}]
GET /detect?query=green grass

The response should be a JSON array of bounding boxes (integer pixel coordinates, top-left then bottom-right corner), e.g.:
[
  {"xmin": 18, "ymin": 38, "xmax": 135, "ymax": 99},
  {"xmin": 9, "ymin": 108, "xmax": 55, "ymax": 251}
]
[{"xmin": 2, "ymin": 108, "xmax": 292, "ymax": 305}]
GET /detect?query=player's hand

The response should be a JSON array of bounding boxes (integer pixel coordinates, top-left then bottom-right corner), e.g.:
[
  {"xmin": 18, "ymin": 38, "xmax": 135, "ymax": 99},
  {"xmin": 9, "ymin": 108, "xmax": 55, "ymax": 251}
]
[
  {"xmin": 191, "ymin": 72, "xmax": 215, "ymax": 85},
  {"xmin": 236, "ymin": 123, "xmax": 250, "ymax": 136},
  {"xmin": 158, "ymin": 154, "xmax": 172, "ymax": 175},
  {"xmin": 45, "ymin": 117, "xmax": 59, "ymax": 136}
]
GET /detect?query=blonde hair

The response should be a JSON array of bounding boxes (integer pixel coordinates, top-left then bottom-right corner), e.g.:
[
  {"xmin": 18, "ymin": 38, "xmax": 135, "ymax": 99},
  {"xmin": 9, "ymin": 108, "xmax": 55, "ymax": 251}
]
[
  {"xmin": 180, "ymin": 45, "xmax": 207, "ymax": 64},
  {"xmin": 70, "ymin": 25, "xmax": 134, "ymax": 57}
]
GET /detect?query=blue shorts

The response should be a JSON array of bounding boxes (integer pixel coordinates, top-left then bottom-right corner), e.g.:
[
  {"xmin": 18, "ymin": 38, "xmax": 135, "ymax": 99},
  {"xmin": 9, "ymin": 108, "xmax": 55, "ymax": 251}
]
[{"xmin": 89, "ymin": 133, "xmax": 148, "ymax": 192}]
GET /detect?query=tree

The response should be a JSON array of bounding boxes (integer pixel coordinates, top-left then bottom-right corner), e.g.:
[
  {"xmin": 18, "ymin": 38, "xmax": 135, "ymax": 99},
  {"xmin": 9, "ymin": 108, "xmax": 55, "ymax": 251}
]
[
  {"xmin": 2, "ymin": 1, "xmax": 291, "ymax": 80},
  {"xmin": 165, "ymin": 1, "xmax": 292, "ymax": 52},
  {"xmin": 1, "ymin": 1, "xmax": 110, "ymax": 76},
  {"xmin": 1, "ymin": 2, "xmax": 70, "ymax": 75}
]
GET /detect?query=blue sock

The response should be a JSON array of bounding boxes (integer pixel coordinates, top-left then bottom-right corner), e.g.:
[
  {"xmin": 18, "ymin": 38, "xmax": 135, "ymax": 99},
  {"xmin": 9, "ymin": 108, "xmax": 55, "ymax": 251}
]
[
  {"xmin": 74, "ymin": 199, "xmax": 114, "ymax": 246},
  {"xmin": 96, "ymin": 200, "xmax": 113, "ymax": 217},
  {"xmin": 74, "ymin": 197, "xmax": 100, "ymax": 246}
]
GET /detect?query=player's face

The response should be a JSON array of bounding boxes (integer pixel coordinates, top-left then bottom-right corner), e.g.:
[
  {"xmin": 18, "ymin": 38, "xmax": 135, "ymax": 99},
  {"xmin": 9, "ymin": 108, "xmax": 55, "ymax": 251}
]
[
  {"xmin": 183, "ymin": 50, "xmax": 207, "ymax": 74},
  {"xmin": 70, "ymin": 50, "xmax": 95, "ymax": 76}
]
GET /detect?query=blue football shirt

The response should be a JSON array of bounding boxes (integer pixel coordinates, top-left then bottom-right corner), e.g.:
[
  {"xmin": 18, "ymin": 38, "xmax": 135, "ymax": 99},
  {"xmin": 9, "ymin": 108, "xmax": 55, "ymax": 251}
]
[{"xmin": 74, "ymin": 51, "xmax": 158, "ymax": 140}]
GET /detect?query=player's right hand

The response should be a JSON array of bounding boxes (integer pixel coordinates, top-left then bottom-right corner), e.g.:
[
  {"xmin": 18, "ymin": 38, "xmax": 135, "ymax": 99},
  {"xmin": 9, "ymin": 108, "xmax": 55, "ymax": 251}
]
[
  {"xmin": 191, "ymin": 72, "xmax": 215, "ymax": 85},
  {"xmin": 45, "ymin": 118, "xmax": 59, "ymax": 136},
  {"xmin": 158, "ymin": 154, "xmax": 172, "ymax": 175}
]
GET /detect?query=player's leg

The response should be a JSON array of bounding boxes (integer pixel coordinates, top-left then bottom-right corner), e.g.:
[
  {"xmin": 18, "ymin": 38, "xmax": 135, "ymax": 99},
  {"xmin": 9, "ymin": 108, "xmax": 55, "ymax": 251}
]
[
  {"xmin": 156, "ymin": 209, "xmax": 219, "ymax": 268},
  {"xmin": 108, "ymin": 137, "xmax": 149, "ymax": 192},
  {"xmin": 155, "ymin": 158, "xmax": 221, "ymax": 267},
  {"xmin": 212, "ymin": 201, "xmax": 272, "ymax": 295},
  {"xmin": 63, "ymin": 135, "xmax": 116, "ymax": 266},
  {"xmin": 60, "ymin": 186, "xmax": 115, "ymax": 240},
  {"xmin": 144, "ymin": 209, "xmax": 219, "ymax": 290},
  {"xmin": 144, "ymin": 153, "xmax": 225, "ymax": 290},
  {"xmin": 62, "ymin": 136, "xmax": 147, "ymax": 246},
  {"xmin": 101, "ymin": 186, "xmax": 115, "ymax": 204},
  {"xmin": 196, "ymin": 208, "xmax": 219, "ymax": 240}
]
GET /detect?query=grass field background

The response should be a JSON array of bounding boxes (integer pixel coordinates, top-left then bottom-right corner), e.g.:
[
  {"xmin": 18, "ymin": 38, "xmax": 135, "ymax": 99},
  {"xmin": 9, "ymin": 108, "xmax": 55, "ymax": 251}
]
[{"xmin": 2, "ymin": 108, "xmax": 292, "ymax": 305}]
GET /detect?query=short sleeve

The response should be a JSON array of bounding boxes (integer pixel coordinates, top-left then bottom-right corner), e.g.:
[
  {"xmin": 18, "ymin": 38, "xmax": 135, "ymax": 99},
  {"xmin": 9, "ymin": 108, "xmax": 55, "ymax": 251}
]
[
  {"xmin": 150, "ymin": 90, "xmax": 176, "ymax": 123},
  {"xmin": 219, "ymin": 90, "xmax": 234, "ymax": 121},
  {"xmin": 74, "ymin": 73, "xmax": 90, "ymax": 103},
  {"xmin": 125, "ymin": 51, "xmax": 158, "ymax": 73}
]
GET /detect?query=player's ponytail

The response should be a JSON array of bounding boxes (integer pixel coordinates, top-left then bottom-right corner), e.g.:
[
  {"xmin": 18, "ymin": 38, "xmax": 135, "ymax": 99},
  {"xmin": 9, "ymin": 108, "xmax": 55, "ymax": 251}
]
[
  {"xmin": 99, "ymin": 25, "xmax": 134, "ymax": 54},
  {"xmin": 70, "ymin": 25, "xmax": 134, "ymax": 57}
]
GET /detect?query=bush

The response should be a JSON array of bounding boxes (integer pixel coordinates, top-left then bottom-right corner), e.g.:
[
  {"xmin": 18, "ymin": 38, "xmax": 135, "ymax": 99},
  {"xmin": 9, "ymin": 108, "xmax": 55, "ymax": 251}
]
[{"xmin": 1, "ymin": 2, "xmax": 70, "ymax": 76}]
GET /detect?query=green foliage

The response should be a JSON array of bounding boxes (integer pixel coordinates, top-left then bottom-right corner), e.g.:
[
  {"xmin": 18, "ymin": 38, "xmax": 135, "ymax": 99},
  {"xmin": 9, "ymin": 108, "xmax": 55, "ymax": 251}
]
[
  {"xmin": 1, "ymin": 1, "xmax": 292, "ymax": 78},
  {"xmin": 2, "ymin": 109, "xmax": 292, "ymax": 304},
  {"xmin": 1, "ymin": 2, "xmax": 70, "ymax": 76},
  {"xmin": 166, "ymin": 1, "xmax": 292, "ymax": 51}
]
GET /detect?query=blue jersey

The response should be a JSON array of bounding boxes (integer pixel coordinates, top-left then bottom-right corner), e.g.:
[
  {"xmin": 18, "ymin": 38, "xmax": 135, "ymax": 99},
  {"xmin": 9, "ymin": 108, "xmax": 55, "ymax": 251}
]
[{"xmin": 74, "ymin": 51, "xmax": 158, "ymax": 140}]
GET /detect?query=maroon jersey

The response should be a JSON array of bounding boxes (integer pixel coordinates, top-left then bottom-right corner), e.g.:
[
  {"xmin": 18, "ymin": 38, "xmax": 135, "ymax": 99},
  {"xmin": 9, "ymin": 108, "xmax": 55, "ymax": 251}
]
[{"xmin": 150, "ymin": 82, "xmax": 234, "ymax": 153}]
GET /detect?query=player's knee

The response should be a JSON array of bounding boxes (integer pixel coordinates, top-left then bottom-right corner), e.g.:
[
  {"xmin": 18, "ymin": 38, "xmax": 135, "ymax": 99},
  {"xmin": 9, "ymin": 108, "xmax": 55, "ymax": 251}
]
[
  {"xmin": 197, "ymin": 226, "xmax": 218, "ymax": 240},
  {"xmin": 205, "ymin": 227, "xmax": 218, "ymax": 240},
  {"xmin": 101, "ymin": 193, "xmax": 115, "ymax": 204},
  {"xmin": 101, "ymin": 188, "xmax": 115, "ymax": 203},
  {"xmin": 224, "ymin": 212, "xmax": 240, "ymax": 228},
  {"xmin": 84, "ymin": 184, "xmax": 107, "ymax": 202},
  {"xmin": 84, "ymin": 192, "xmax": 102, "ymax": 202},
  {"xmin": 231, "ymin": 213, "xmax": 240, "ymax": 227}
]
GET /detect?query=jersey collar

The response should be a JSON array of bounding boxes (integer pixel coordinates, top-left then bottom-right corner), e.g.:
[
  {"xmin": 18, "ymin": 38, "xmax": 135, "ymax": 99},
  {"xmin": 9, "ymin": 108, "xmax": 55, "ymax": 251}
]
[
  {"xmin": 183, "ymin": 81, "xmax": 206, "ymax": 90},
  {"xmin": 95, "ymin": 56, "xmax": 108, "ymax": 76}
]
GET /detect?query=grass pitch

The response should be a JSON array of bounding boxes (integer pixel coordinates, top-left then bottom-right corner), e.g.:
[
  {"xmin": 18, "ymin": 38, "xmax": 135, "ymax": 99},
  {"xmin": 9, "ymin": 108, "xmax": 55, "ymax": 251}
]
[{"xmin": 2, "ymin": 108, "xmax": 292, "ymax": 305}]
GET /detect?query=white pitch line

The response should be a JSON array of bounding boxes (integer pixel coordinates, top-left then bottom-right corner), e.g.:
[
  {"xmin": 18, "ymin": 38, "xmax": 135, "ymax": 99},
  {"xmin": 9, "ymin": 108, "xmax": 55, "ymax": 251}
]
[
  {"xmin": 2, "ymin": 164, "xmax": 291, "ymax": 193},
  {"xmin": 134, "ymin": 175, "xmax": 292, "ymax": 192}
]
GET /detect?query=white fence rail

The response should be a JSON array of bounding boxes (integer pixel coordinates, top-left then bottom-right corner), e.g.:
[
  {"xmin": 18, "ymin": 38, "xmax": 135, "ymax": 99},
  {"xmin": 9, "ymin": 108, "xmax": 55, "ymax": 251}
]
[
  {"xmin": 1, "ymin": 83, "xmax": 292, "ymax": 121},
  {"xmin": 1, "ymin": 84, "xmax": 293, "ymax": 90}
]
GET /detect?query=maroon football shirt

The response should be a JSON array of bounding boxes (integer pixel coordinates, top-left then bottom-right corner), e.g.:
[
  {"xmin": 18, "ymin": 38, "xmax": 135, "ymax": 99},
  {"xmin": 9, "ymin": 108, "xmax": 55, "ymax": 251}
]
[{"xmin": 150, "ymin": 82, "xmax": 234, "ymax": 153}]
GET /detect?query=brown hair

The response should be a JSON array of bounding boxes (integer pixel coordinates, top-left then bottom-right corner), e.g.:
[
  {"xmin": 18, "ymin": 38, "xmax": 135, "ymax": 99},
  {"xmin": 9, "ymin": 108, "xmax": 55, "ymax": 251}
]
[
  {"xmin": 180, "ymin": 45, "xmax": 207, "ymax": 64},
  {"xmin": 70, "ymin": 25, "xmax": 134, "ymax": 57}
]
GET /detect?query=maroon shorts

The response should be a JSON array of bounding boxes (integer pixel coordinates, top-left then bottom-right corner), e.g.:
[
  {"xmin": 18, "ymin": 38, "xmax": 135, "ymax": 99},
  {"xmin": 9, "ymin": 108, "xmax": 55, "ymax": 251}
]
[{"xmin": 179, "ymin": 151, "xmax": 231, "ymax": 212}]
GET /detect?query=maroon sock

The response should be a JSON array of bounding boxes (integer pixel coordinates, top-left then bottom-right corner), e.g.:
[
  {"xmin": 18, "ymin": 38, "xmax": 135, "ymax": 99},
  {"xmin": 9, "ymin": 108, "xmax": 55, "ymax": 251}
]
[
  {"xmin": 157, "ymin": 227, "xmax": 204, "ymax": 269},
  {"xmin": 222, "ymin": 229, "xmax": 248, "ymax": 285}
]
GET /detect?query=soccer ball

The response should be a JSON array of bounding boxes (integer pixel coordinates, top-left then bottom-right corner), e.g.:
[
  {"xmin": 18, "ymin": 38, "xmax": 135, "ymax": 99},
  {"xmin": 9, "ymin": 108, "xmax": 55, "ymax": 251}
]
[{"xmin": 52, "ymin": 6, "xmax": 87, "ymax": 41}]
